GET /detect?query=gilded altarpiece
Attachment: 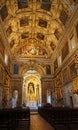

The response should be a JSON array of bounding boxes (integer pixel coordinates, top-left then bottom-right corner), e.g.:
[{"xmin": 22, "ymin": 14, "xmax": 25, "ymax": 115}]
[
  {"xmin": 41, "ymin": 77, "xmax": 53, "ymax": 104},
  {"xmin": 72, "ymin": 53, "xmax": 78, "ymax": 93},
  {"xmin": 73, "ymin": 77, "xmax": 78, "ymax": 92},
  {"xmin": 62, "ymin": 68, "xmax": 69, "ymax": 85},
  {"xmin": 54, "ymin": 71, "xmax": 62, "ymax": 104},
  {"xmin": 4, "ymin": 71, "xmax": 10, "ymax": 98},
  {"xmin": 70, "ymin": 62, "xmax": 77, "ymax": 78}
]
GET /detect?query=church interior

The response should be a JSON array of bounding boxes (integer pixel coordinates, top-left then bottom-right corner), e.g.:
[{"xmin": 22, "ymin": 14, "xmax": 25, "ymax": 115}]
[{"xmin": 0, "ymin": 0, "xmax": 78, "ymax": 130}]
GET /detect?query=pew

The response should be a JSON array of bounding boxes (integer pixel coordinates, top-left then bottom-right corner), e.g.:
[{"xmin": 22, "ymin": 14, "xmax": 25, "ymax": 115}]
[
  {"xmin": 0, "ymin": 108, "xmax": 16, "ymax": 130},
  {"xmin": 38, "ymin": 106, "xmax": 78, "ymax": 130},
  {"xmin": 15, "ymin": 107, "xmax": 30, "ymax": 128},
  {"xmin": 0, "ymin": 107, "xmax": 30, "ymax": 130}
]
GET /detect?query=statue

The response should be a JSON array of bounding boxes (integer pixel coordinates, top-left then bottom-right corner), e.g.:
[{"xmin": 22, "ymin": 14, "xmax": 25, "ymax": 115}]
[{"xmin": 28, "ymin": 82, "xmax": 34, "ymax": 94}]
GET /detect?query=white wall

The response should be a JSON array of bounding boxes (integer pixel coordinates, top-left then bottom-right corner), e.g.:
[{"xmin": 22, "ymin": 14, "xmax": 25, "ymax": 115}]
[
  {"xmin": 62, "ymin": 83, "xmax": 73, "ymax": 107},
  {"xmin": 62, "ymin": 82, "xmax": 78, "ymax": 108}
]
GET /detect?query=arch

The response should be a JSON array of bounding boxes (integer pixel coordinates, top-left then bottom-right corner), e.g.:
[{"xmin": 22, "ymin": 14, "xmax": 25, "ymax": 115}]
[
  {"xmin": 20, "ymin": 63, "xmax": 45, "ymax": 76},
  {"xmin": 22, "ymin": 70, "xmax": 42, "ymax": 109}
]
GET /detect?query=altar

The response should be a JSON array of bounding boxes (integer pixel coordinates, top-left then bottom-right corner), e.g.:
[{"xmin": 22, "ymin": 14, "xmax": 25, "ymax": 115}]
[{"xmin": 26, "ymin": 101, "xmax": 38, "ymax": 110}]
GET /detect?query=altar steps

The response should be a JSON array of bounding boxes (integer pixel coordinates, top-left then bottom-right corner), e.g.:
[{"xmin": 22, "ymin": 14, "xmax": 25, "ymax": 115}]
[{"xmin": 30, "ymin": 110, "xmax": 38, "ymax": 115}]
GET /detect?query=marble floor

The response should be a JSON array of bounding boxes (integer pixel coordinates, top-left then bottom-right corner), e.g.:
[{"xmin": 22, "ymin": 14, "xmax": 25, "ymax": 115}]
[{"xmin": 30, "ymin": 114, "xmax": 54, "ymax": 130}]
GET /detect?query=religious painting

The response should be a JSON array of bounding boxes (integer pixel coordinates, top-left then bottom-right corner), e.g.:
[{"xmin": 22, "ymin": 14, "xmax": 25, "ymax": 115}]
[
  {"xmin": 37, "ymin": 33, "xmax": 44, "ymax": 40},
  {"xmin": 70, "ymin": 62, "xmax": 77, "ymax": 78},
  {"xmin": 0, "ymin": 5, "xmax": 8, "ymax": 21},
  {"xmin": 62, "ymin": 42, "xmax": 69, "ymax": 61},
  {"xmin": 41, "ymin": 0, "xmax": 51, "ymax": 11},
  {"xmin": 46, "ymin": 65, "xmax": 51, "ymax": 74},
  {"xmin": 38, "ymin": 19, "xmax": 47, "ymax": 28},
  {"xmin": 14, "ymin": 64, "xmax": 19, "ymax": 74},
  {"xmin": 28, "ymin": 82, "xmax": 35, "ymax": 94},
  {"xmin": 60, "ymin": 9, "xmax": 68, "ymax": 25},
  {"xmin": 20, "ymin": 17, "xmax": 29, "ymax": 26},
  {"xmin": 16, "ymin": 44, "xmax": 47, "ymax": 57},
  {"xmin": 21, "ymin": 32, "xmax": 29, "ymax": 39},
  {"xmin": 18, "ymin": 0, "xmax": 28, "ymax": 9}
]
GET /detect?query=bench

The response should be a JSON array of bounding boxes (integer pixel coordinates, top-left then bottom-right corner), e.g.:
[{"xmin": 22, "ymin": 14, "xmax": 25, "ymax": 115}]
[
  {"xmin": 0, "ymin": 107, "xmax": 30, "ymax": 130},
  {"xmin": 38, "ymin": 107, "xmax": 78, "ymax": 130}
]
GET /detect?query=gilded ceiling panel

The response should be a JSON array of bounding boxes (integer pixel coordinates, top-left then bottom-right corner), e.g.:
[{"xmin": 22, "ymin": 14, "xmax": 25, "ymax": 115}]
[{"xmin": 0, "ymin": 0, "xmax": 76, "ymax": 59}]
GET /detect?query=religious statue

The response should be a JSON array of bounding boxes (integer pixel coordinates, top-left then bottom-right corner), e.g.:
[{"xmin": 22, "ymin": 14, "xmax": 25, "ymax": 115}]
[{"xmin": 28, "ymin": 82, "xmax": 34, "ymax": 94}]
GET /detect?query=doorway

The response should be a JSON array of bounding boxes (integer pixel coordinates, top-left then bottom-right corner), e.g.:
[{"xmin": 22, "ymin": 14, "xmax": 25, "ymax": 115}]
[{"xmin": 70, "ymin": 96, "xmax": 73, "ymax": 108}]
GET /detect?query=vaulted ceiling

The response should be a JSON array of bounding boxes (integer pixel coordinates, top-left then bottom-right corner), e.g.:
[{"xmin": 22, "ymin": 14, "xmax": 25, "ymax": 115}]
[{"xmin": 0, "ymin": 0, "xmax": 76, "ymax": 59}]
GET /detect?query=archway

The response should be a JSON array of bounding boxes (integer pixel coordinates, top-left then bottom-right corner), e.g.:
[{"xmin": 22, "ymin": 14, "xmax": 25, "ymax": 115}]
[{"xmin": 22, "ymin": 70, "xmax": 41, "ymax": 110}]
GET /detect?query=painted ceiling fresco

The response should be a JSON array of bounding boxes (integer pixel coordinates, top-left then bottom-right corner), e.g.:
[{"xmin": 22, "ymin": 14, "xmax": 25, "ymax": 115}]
[
  {"xmin": 0, "ymin": 0, "xmax": 77, "ymax": 59},
  {"xmin": 15, "ymin": 44, "xmax": 48, "ymax": 57}
]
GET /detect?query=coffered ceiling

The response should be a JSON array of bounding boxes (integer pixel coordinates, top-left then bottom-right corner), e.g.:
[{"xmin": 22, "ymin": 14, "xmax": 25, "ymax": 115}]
[{"xmin": 0, "ymin": 0, "xmax": 76, "ymax": 59}]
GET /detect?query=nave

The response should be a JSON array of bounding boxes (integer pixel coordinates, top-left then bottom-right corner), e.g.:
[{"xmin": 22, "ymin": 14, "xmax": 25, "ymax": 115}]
[{"xmin": 16, "ymin": 112, "xmax": 54, "ymax": 130}]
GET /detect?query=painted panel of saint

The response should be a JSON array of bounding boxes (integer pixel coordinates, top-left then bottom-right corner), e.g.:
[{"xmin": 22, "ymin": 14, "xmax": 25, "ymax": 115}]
[{"xmin": 46, "ymin": 65, "xmax": 51, "ymax": 74}]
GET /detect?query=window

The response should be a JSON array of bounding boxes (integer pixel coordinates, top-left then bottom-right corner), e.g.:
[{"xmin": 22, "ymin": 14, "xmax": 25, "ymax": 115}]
[
  {"xmin": 47, "ymin": 90, "xmax": 52, "ymax": 104},
  {"xmin": 58, "ymin": 56, "xmax": 62, "ymax": 67},
  {"xmin": 70, "ymin": 34, "xmax": 76, "ymax": 50},
  {"xmin": 4, "ymin": 54, "xmax": 8, "ymax": 65}
]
